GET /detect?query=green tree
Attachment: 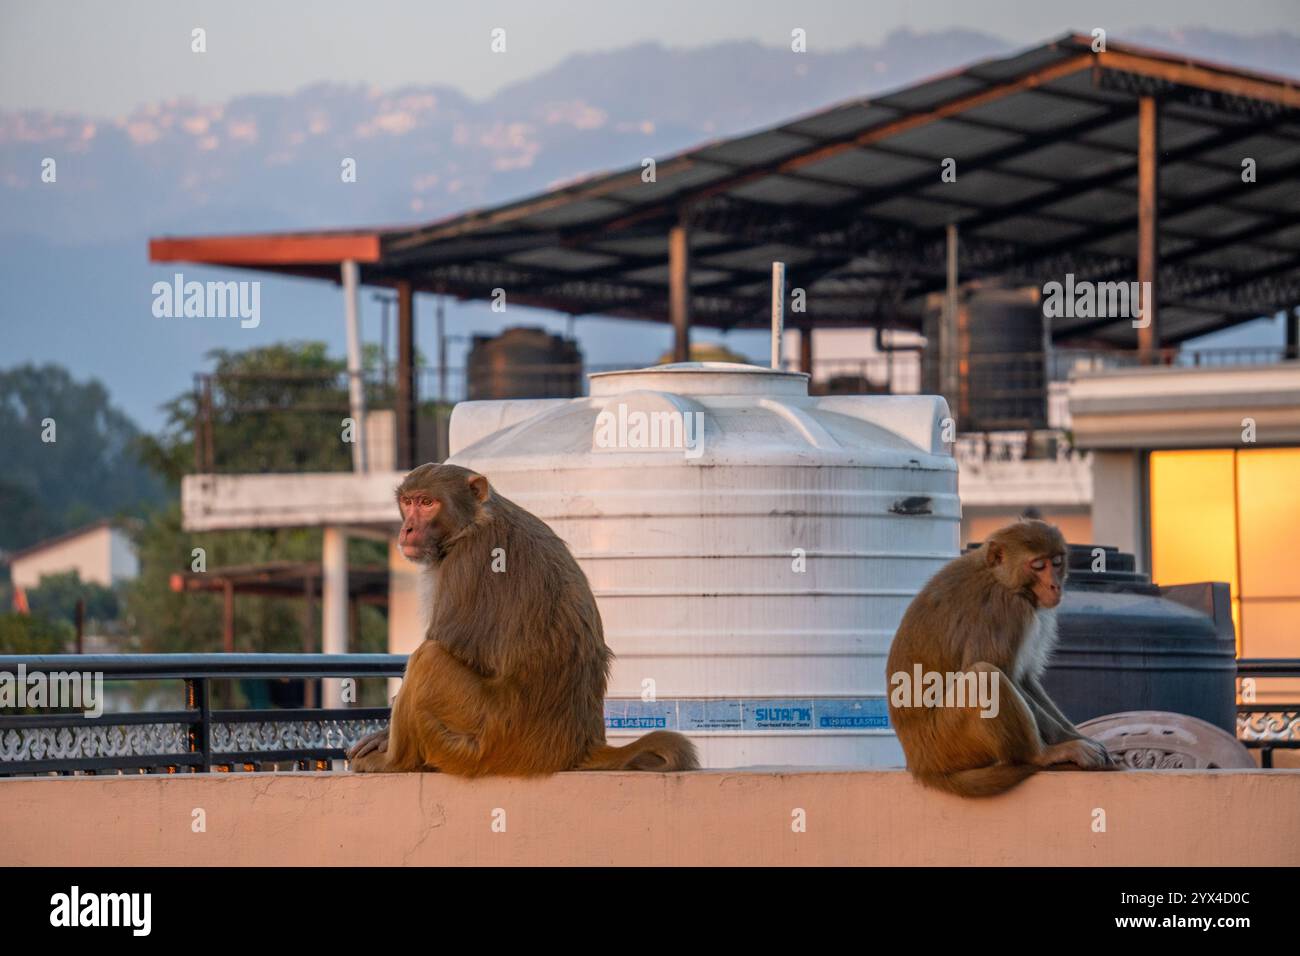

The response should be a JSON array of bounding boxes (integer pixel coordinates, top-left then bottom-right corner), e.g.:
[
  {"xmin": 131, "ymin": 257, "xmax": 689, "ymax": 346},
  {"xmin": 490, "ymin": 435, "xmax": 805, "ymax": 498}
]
[
  {"xmin": 0, "ymin": 364, "xmax": 164, "ymax": 552},
  {"xmin": 24, "ymin": 570, "xmax": 120, "ymax": 629},
  {"xmin": 138, "ymin": 341, "xmax": 367, "ymax": 484},
  {"xmin": 0, "ymin": 612, "xmax": 72, "ymax": 654},
  {"xmin": 0, "ymin": 480, "xmax": 60, "ymax": 554}
]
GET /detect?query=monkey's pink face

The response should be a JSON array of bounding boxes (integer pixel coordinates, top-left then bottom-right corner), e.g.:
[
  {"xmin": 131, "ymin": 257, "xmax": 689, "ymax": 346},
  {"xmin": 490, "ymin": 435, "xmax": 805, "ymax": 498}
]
[
  {"xmin": 1027, "ymin": 553, "xmax": 1065, "ymax": 608},
  {"xmin": 397, "ymin": 493, "xmax": 441, "ymax": 562}
]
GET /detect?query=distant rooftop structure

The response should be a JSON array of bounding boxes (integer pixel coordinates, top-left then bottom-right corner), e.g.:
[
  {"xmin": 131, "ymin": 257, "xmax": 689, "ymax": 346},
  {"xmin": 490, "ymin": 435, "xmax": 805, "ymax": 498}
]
[
  {"xmin": 152, "ymin": 32, "xmax": 1300, "ymax": 347},
  {"xmin": 4, "ymin": 519, "xmax": 139, "ymax": 591}
]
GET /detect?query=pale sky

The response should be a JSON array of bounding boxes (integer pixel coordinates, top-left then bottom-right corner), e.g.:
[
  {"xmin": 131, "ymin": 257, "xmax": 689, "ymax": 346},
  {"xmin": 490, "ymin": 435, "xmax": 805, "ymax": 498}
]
[{"xmin": 3, "ymin": 0, "xmax": 1298, "ymax": 117}]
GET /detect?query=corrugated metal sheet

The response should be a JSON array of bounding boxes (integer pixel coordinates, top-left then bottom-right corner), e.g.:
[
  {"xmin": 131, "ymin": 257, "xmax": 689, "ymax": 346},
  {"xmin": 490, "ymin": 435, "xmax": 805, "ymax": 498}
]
[
  {"xmin": 962, "ymin": 90, "xmax": 1113, "ymax": 132},
  {"xmin": 966, "ymin": 43, "xmax": 1077, "ymax": 81},
  {"xmin": 727, "ymin": 174, "xmax": 860, "ymax": 206},
  {"xmin": 785, "ymin": 102, "xmax": 899, "ymax": 138},
  {"xmin": 873, "ymin": 73, "xmax": 989, "ymax": 111},
  {"xmin": 878, "ymin": 118, "xmax": 1022, "ymax": 157},
  {"xmin": 797, "ymin": 148, "xmax": 932, "ymax": 187},
  {"xmin": 506, "ymin": 247, "xmax": 622, "ymax": 271},
  {"xmin": 695, "ymin": 130, "xmax": 815, "ymax": 165}
]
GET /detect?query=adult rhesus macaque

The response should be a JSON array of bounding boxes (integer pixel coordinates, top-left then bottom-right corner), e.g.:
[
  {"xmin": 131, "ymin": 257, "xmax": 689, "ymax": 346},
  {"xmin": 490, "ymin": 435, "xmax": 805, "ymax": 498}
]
[
  {"xmin": 348, "ymin": 463, "xmax": 697, "ymax": 776},
  {"xmin": 885, "ymin": 519, "xmax": 1116, "ymax": 797}
]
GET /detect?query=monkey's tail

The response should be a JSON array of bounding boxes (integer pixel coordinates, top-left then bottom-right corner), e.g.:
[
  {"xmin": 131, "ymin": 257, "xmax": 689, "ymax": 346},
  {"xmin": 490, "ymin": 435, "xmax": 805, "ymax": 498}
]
[
  {"xmin": 917, "ymin": 763, "xmax": 1037, "ymax": 798},
  {"xmin": 580, "ymin": 731, "xmax": 699, "ymax": 772}
]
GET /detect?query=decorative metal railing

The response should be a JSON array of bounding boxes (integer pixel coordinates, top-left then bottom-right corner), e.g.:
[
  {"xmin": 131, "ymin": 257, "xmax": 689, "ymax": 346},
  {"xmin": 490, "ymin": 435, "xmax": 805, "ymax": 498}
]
[
  {"xmin": 0, "ymin": 654, "xmax": 402, "ymax": 776},
  {"xmin": 3, "ymin": 654, "xmax": 1296, "ymax": 775},
  {"xmin": 1236, "ymin": 659, "xmax": 1300, "ymax": 768}
]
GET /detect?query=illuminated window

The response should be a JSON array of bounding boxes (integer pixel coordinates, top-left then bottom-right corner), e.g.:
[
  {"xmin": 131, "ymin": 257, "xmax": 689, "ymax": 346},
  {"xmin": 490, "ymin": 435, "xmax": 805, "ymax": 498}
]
[
  {"xmin": 1236, "ymin": 449, "xmax": 1300, "ymax": 660},
  {"xmin": 1149, "ymin": 448, "xmax": 1300, "ymax": 660}
]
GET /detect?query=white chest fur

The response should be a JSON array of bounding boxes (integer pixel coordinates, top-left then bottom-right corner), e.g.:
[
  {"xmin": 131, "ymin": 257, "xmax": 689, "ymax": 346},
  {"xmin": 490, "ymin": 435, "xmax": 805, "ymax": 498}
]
[{"xmin": 1013, "ymin": 608, "xmax": 1059, "ymax": 682}]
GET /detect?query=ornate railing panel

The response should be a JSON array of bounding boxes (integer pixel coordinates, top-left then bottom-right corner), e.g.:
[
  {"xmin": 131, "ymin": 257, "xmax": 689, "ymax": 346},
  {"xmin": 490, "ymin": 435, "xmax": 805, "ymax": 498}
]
[
  {"xmin": 0, "ymin": 654, "xmax": 403, "ymax": 775},
  {"xmin": 1236, "ymin": 659, "xmax": 1300, "ymax": 769}
]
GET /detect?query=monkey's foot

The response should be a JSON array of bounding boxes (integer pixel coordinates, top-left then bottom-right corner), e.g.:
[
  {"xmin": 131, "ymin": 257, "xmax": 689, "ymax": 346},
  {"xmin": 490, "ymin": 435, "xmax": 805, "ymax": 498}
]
[
  {"xmin": 1038, "ymin": 738, "xmax": 1114, "ymax": 770},
  {"xmin": 1077, "ymin": 735, "xmax": 1119, "ymax": 768}
]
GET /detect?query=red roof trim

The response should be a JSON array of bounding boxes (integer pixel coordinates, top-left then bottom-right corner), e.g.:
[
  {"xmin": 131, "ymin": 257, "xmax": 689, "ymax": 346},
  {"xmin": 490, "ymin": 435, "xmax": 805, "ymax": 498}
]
[{"xmin": 149, "ymin": 233, "xmax": 383, "ymax": 266}]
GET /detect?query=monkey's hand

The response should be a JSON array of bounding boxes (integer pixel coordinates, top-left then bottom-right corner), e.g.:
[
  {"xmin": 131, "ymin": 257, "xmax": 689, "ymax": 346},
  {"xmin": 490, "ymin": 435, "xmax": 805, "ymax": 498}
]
[{"xmin": 347, "ymin": 729, "xmax": 389, "ymax": 761}]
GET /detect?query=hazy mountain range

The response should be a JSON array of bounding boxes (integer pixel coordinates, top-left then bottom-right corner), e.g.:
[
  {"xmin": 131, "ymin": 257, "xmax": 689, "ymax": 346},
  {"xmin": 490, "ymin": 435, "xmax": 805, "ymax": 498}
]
[{"xmin": 2, "ymin": 27, "xmax": 1297, "ymax": 430}]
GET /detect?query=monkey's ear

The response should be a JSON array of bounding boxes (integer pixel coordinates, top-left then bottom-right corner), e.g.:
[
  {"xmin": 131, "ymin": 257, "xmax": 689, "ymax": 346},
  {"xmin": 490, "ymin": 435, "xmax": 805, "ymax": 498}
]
[
  {"xmin": 984, "ymin": 541, "xmax": 1004, "ymax": 567},
  {"xmin": 467, "ymin": 473, "xmax": 491, "ymax": 503}
]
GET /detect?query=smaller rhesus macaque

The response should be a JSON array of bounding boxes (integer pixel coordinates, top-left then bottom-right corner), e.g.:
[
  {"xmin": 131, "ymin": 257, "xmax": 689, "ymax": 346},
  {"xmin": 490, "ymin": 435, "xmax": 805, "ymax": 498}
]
[
  {"xmin": 348, "ymin": 463, "xmax": 697, "ymax": 776},
  {"xmin": 886, "ymin": 519, "xmax": 1116, "ymax": 797}
]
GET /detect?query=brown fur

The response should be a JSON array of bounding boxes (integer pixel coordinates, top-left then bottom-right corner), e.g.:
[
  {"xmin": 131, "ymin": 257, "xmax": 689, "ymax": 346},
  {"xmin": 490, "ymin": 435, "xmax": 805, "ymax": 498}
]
[
  {"xmin": 348, "ymin": 463, "xmax": 698, "ymax": 776},
  {"xmin": 885, "ymin": 520, "xmax": 1116, "ymax": 797}
]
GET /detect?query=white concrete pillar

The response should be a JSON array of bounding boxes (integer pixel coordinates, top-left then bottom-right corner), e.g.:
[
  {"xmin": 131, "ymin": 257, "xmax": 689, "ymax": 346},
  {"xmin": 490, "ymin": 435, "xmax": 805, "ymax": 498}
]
[
  {"xmin": 1090, "ymin": 450, "xmax": 1146, "ymax": 571},
  {"xmin": 322, "ymin": 525, "xmax": 348, "ymax": 707},
  {"xmin": 387, "ymin": 539, "xmax": 426, "ymax": 702},
  {"xmin": 770, "ymin": 261, "xmax": 785, "ymax": 369},
  {"xmin": 342, "ymin": 259, "xmax": 368, "ymax": 473}
]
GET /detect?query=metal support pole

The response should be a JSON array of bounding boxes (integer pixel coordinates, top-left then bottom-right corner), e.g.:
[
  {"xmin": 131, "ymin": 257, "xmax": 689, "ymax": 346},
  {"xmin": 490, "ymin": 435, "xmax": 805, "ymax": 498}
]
[
  {"xmin": 200, "ymin": 376, "xmax": 215, "ymax": 472},
  {"xmin": 342, "ymin": 259, "xmax": 368, "ymax": 472},
  {"xmin": 302, "ymin": 575, "xmax": 317, "ymax": 709},
  {"xmin": 222, "ymin": 580, "xmax": 234, "ymax": 654},
  {"xmin": 669, "ymin": 216, "xmax": 691, "ymax": 363},
  {"xmin": 771, "ymin": 262, "xmax": 786, "ymax": 369},
  {"xmin": 1137, "ymin": 96, "xmax": 1160, "ymax": 363},
  {"xmin": 186, "ymin": 677, "xmax": 212, "ymax": 773},
  {"xmin": 192, "ymin": 376, "xmax": 204, "ymax": 475},
  {"xmin": 944, "ymin": 223, "xmax": 959, "ymax": 418},
  {"xmin": 321, "ymin": 526, "xmax": 348, "ymax": 709},
  {"xmin": 436, "ymin": 295, "xmax": 447, "ymax": 461},
  {"xmin": 436, "ymin": 296, "xmax": 447, "ymax": 405},
  {"xmin": 396, "ymin": 281, "xmax": 416, "ymax": 470}
]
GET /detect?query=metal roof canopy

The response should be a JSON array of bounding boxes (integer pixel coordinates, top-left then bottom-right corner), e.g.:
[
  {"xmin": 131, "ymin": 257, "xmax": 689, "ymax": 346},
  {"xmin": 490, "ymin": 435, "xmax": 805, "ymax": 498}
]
[{"xmin": 150, "ymin": 32, "xmax": 1300, "ymax": 347}]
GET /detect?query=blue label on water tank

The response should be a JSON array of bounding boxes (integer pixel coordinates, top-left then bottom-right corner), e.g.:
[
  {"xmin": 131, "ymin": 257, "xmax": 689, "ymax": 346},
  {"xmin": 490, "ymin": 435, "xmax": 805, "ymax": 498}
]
[
  {"xmin": 678, "ymin": 698, "xmax": 743, "ymax": 731},
  {"xmin": 604, "ymin": 699, "xmax": 676, "ymax": 730},
  {"xmin": 744, "ymin": 699, "xmax": 815, "ymax": 729},
  {"xmin": 814, "ymin": 697, "xmax": 890, "ymax": 729},
  {"xmin": 602, "ymin": 698, "xmax": 890, "ymax": 732}
]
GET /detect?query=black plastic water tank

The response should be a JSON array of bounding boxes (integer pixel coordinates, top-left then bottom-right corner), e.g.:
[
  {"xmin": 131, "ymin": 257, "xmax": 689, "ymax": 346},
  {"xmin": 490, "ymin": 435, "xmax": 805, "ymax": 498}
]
[
  {"xmin": 467, "ymin": 327, "xmax": 583, "ymax": 401},
  {"xmin": 1043, "ymin": 545, "xmax": 1237, "ymax": 733}
]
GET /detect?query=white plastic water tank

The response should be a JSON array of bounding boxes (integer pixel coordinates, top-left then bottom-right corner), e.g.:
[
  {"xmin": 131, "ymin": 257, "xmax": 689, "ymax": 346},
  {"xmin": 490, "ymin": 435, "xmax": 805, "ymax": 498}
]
[{"xmin": 447, "ymin": 362, "xmax": 959, "ymax": 767}]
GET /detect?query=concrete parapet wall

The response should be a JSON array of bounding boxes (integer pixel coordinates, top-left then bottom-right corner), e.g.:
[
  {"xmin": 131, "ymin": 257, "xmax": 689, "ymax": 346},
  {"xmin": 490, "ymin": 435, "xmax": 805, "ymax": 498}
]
[{"xmin": 3, "ymin": 769, "xmax": 1298, "ymax": 866}]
